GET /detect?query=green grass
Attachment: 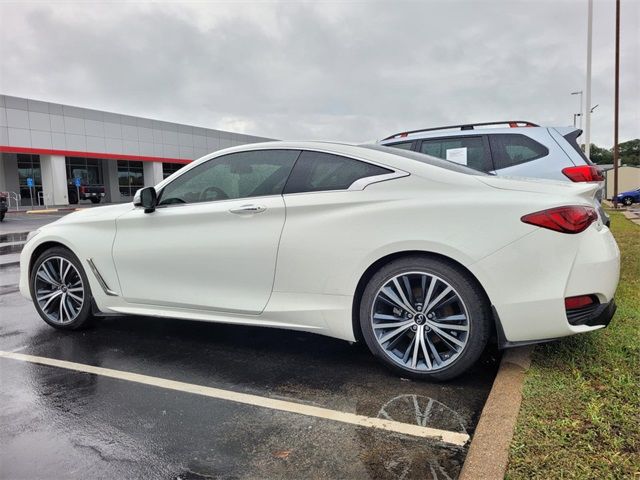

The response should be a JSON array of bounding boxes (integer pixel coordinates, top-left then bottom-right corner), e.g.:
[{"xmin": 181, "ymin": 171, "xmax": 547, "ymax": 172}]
[{"xmin": 506, "ymin": 212, "xmax": 640, "ymax": 479}]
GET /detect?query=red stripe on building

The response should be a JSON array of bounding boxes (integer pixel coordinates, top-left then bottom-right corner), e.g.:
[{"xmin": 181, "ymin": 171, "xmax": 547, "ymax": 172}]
[{"xmin": 0, "ymin": 146, "xmax": 193, "ymax": 164}]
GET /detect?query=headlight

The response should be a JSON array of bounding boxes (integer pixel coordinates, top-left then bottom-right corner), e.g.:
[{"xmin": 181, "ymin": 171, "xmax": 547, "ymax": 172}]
[{"xmin": 26, "ymin": 230, "xmax": 41, "ymax": 242}]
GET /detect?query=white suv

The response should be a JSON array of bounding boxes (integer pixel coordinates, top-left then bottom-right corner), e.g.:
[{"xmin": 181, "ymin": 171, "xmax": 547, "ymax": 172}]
[{"xmin": 379, "ymin": 121, "xmax": 609, "ymax": 224}]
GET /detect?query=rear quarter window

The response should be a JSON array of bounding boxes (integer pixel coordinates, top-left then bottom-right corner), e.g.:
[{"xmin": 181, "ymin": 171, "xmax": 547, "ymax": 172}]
[
  {"xmin": 283, "ymin": 150, "xmax": 392, "ymax": 194},
  {"xmin": 489, "ymin": 134, "xmax": 549, "ymax": 170}
]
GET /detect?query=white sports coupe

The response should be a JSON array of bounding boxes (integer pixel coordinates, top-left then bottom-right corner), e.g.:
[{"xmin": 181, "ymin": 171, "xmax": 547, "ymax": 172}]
[{"xmin": 19, "ymin": 142, "xmax": 620, "ymax": 380}]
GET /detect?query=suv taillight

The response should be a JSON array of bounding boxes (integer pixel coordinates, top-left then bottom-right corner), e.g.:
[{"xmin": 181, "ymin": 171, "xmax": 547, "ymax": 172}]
[
  {"xmin": 521, "ymin": 206, "xmax": 597, "ymax": 234},
  {"xmin": 562, "ymin": 165, "xmax": 604, "ymax": 182}
]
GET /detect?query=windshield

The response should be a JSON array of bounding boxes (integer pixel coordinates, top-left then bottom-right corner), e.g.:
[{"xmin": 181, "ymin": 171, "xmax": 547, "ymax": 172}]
[{"xmin": 361, "ymin": 144, "xmax": 488, "ymax": 176}]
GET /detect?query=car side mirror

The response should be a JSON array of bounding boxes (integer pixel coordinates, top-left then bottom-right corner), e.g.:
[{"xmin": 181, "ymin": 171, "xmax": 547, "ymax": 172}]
[{"xmin": 134, "ymin": 187, "xmax": 157, "ymax": 213}]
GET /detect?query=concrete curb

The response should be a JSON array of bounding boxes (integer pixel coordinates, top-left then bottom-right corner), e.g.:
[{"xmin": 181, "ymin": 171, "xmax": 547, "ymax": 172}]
[
  {"xmin": 622, "ymin": 211, "xmax": 640, "ymax": 226},
  {"xmin": 25, "ymin": 207, "xmax": 82, "ymax": 214},
  {"xmin": 0, "ymin": 261, "xmax": 20, "ymax": 269},
  {"xmin": 459, "ymin": 346, "xmax": 533, "ymax": 480},
  {"xmin": 6, "ymin": 207, "xmax": 83, "ymax": 215}
]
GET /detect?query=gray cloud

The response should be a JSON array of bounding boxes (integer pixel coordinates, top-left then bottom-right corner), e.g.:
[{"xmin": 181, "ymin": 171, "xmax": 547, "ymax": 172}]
[{"xmin": 0, "ymin": 0, "xmax": 638, "ymax": 146}]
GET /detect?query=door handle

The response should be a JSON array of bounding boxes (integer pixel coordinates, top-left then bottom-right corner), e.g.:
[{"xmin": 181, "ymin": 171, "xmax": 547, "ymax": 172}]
[{"xmin": 229, "ymin": 204, "xmax": 267, "ymax": 214}]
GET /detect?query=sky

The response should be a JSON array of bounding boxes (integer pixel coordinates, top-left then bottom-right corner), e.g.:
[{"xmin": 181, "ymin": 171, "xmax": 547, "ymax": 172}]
[{"xmin": 0, "ymin": 0, "xmax": 638, "ymax": 147}]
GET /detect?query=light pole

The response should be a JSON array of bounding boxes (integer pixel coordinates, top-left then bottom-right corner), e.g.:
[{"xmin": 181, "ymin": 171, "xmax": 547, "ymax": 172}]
[
  {"xmin": 613, "ymin": 0, "xmax": 620, "ymax": 205},
  {"xmin": 573, "ymin": 113, "xmax": 582, "ymax": 128},
  {"xmin": 584, "ymin": 0, "xmax": 593, "ymax": 158},
  {"xmin": 571, "ymin": 90, "xmax": 583, "ymax": 130}
]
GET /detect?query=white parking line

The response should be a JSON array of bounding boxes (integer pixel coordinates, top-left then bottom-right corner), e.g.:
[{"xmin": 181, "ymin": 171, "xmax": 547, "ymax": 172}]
[{"xmin": 0, "ymin": 350, "xmax": 469, "ymax": 446}]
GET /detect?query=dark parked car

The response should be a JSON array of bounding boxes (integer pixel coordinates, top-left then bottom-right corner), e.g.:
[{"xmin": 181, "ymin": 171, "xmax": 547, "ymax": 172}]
[
  {"xmin": 0, "ymin": 193, "xmax": 7, "ymax": 222},
  {"xmin": 614, "ymin": 188, "xmax": 640, "ymax": 206},
  {"xmin": 67, "ymin": 182, "xmax": 105, "ymax": 204}
]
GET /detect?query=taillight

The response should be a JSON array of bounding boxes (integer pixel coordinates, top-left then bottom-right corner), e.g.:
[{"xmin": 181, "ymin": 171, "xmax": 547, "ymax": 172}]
[
  {"xmin": 565, "ymin": 295, "xmax": 596, "ymax": 310},
  {"xmin": 80, "ymin": 186, "xmax": 86, "ymax": 194},
  {"xmin": 562, "ymin": 165, "xmax": 604, "ymax": 182},
  {"xmin": 521, "ymin": 206, "xmax": 597, "ymax": 234}
]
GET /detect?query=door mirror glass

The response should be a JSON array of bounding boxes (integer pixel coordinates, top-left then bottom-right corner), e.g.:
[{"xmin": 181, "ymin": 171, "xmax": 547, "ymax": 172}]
[{"xmin": 134, "ymin": 187, "xmax": 157, "ymax": 213}]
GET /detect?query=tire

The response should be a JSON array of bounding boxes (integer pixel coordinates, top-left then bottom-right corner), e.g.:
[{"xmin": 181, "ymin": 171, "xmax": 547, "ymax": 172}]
[
  {"xmin": 90, "ymin": 197, "xmax": 101, "ymax": 204},
  {"xmin": 623, "ymin": 197, "xmax": 633, "ymax": 206},
  {"xmin": 30, "ymin": 246, "xmax": 94, "ymax": 330},
  {"xmin": 0, "ymin": 211, "xmax": 4, "ymax": 222},
  {"xmin": 68, "ymin": 191, "xmax": 78, "ymax": 205},
  {"xmin": 359, "ymin": 256, "xmax": 491, "ymax": 381}
]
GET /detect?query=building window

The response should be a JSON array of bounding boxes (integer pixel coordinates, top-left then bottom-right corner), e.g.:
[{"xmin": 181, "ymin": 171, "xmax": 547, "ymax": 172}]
[
  {"xmin": 162, "ymin": 162, "xmax": 185, "ymax": 179},
  {"xmin": 117, "ymin": 160, "xmax": 144, "ymax": 198},
  {"xmin": 17, "ymin": 154, "xmax": 42, "ymax": 206},
  {"xmin": 66, "ymin": 157, "xmax": 104, "ymax": 185}
]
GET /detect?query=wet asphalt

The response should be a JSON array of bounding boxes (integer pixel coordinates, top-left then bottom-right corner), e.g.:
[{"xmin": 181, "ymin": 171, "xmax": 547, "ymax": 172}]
[{"xmin": 0, "ymin": 213, "xmax": 499, "ymax": 480}]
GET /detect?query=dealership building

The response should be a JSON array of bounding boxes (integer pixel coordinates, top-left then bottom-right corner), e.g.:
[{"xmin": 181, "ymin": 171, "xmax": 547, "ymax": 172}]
[{"xmin": 0, "ymin": 95, "xmax": 272, "ymax": 206}]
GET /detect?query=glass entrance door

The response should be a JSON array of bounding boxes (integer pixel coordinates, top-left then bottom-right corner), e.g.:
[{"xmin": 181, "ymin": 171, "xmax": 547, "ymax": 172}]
[{"xmin": 17, "ymin": 154, "xmax": 42, "ymax": 206}]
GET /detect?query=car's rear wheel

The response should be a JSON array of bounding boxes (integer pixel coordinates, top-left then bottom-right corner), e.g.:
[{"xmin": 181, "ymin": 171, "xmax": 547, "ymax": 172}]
[
  {"xmin": 359, "ymin": 256, "xmax": 491, "ymax": 381},
  {"xmin": 30, "ymin": 247, "xmax": 93, "ymax": 330},
  {"xmin": 90, "ymin": 197, "xmax": 101, "ymax": 204}
]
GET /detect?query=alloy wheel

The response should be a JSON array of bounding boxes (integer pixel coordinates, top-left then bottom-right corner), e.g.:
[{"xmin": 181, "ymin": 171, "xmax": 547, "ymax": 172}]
[
  {"xmin": 370, "ymin": 271, "xmax": 470, "ymax": 372},
  {"xmin": 34, "ymin": 256, "xmax": 85, "ymax": 324}
]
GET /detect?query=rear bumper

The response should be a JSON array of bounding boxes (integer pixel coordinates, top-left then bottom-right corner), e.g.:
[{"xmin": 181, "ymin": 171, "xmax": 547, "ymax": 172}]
[
  {"xmin": 495, "ymin": 299, "xmax": 616, "ymax": 349},
  {"xmin": 471, "ymin": 223, "xmax": 620, "ymax": 344},
  {"xmin": 567, "ymin": 299, "xmax": 616, "ymax": 327}
]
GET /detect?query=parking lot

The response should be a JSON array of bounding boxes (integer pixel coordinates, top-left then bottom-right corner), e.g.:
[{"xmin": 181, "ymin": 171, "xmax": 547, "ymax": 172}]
[{"xmin": 0, "ymin": 213, "xmax": 499, "ymax": 479}]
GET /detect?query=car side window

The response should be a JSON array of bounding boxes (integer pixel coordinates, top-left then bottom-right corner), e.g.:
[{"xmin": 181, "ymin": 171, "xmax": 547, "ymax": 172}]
[
  {"xmin": 283, "ymin": 151, "xmax": 392, "ymax": 194},
  {"xmin": 158, "ymin": 150, "xmax": 300, "ymax": 206},
  {"xmin": 489, "ymin": 134, "xmax": 549, "ymax": 170},
  {"xmin": 419, "ymin": 136, "xmax": 491, "ymax": 172}
]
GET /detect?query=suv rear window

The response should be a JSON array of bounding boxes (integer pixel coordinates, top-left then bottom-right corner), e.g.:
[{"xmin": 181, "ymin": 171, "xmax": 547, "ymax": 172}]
[
  {"xmin": 489, "ymin": 134, "xmax": 549, "ymax": 169},
  {"xmin": 363, "ymin": 145, "xmax": 487, "ymax": 175},
  {"xmin": 418, "ymin": 136, "xmax": 491, "ymax": 172}
]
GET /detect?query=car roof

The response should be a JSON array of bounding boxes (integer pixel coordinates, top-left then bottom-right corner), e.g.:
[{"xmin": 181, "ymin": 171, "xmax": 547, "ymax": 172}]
[{"xmin": 380, "ymin": 125, "xmax": 580, "ymax": 143}]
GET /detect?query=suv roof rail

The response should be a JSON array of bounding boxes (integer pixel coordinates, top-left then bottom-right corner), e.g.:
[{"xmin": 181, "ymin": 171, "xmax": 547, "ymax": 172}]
[{"xmin": 382, "ymin": 120, "xmax": 540, "ymax": 141}]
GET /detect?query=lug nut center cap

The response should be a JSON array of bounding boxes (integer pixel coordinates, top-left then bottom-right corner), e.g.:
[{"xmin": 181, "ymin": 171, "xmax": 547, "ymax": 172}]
[{"xmin": 415, "ymin": 314, "xmax": 425, "ymax": 325}]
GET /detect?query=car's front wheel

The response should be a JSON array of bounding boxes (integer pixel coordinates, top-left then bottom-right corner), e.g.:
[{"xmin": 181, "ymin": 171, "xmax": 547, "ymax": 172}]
[
  {"xmin": 623, "ymin": 196, "xmax": 633, "ymax": 206},
  {"xmin": 359, "ymin": 256, "xmax": 491, "ymax": 381},
  {"xmin": 30, "ymin": 247, "xmax": 94, "ymax": 330}
]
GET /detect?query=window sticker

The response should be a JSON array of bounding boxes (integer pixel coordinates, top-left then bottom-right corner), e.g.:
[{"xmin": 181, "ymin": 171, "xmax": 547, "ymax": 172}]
[{"xmin": 446, "ymin": 147, "xmax": 468, "ymax": 165}]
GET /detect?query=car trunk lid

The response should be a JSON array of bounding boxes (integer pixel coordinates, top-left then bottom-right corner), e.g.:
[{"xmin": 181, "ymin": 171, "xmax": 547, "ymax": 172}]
[{"xmin": 477, "ymin": 175, "xmax": 600, "ymax": 203}]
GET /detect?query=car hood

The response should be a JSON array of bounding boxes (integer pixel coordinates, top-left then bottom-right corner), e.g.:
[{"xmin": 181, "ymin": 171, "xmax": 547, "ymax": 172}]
[
  {"xmin": 617, "ymin": 190, "xmax": 638, "ymax": 196},
  {"xmin": 477, "ymin": 175, "xmax": 600, "ymax": 202},
  {"xmin": 50, "ymin": 203, "xmax": 135, "ymax": 226}
]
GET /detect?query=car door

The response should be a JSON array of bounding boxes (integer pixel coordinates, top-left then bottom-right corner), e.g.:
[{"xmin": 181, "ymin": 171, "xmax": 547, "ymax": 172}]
[{"xmin": 112, "ymin": 149, "xmax": 300, "ymax": 314}]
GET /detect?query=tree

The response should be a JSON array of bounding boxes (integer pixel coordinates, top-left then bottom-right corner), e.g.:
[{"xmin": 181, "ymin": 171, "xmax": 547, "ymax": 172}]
[
  {"xmin": 588, "ymin": 144, "xmax": 613, "ymax": 164},
  {"xmin": 618, "ymin": 139, "xmax": 640, "ymax": 166}
]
